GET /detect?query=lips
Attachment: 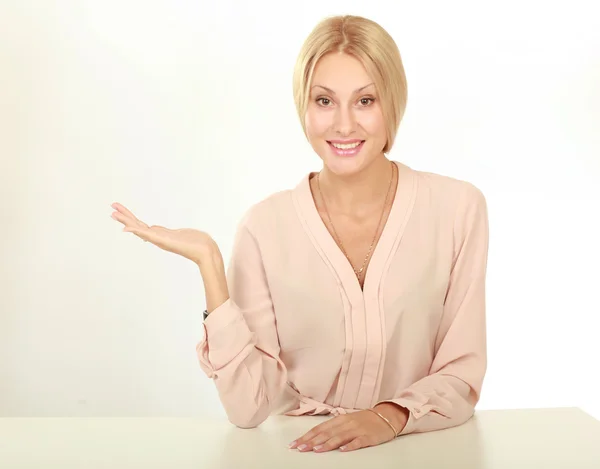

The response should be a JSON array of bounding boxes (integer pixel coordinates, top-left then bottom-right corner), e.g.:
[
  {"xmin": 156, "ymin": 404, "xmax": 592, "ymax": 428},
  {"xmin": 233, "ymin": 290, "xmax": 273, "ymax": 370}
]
[
  {"xmin": 327, "ymin": 139, "xmax": 364, "ymax": 144},
  {"xmin": 327, "ymin": 140, "xmax": 365, "ymax": 157}
]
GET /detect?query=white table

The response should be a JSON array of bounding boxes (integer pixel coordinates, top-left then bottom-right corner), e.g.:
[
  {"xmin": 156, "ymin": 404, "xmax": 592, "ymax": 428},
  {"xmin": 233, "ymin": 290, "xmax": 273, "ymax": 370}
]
[{"xmin": 1, "ymin": 407, "xmax": 599, "ymax": 468}]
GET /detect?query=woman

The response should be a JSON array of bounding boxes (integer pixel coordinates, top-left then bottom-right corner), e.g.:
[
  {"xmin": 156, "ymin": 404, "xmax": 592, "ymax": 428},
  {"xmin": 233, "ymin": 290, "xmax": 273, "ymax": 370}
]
[{"xmin": 111, "ymin": 15, "xmax": 489, "ymax": 453}]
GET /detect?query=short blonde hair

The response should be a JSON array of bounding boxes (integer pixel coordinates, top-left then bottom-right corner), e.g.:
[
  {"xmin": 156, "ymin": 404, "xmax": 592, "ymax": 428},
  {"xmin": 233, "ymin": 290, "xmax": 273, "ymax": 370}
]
[{"xmin": 293, "ymin": 15, "xmax": 408, "ymax": 154}]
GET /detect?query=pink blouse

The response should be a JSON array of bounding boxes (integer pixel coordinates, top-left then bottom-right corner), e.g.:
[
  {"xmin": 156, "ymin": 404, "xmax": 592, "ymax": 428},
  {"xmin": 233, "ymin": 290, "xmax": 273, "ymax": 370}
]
[{"xmin": 196, "ymin": 160, "xmax": 490, "ymax": 435}]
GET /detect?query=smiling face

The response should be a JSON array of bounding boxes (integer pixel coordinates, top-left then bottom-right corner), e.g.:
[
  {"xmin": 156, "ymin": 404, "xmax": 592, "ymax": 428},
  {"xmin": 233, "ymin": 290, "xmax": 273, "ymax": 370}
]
[{"xmin": 304, "ymin": 52, "xmax": 388, "ymax": 176}]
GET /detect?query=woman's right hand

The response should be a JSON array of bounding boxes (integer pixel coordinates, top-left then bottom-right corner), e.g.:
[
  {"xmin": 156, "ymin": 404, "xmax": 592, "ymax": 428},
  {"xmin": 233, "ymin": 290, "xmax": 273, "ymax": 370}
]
[{"xmin": 110, "ymin": 202, "xmax": 219, "ymax": 266}]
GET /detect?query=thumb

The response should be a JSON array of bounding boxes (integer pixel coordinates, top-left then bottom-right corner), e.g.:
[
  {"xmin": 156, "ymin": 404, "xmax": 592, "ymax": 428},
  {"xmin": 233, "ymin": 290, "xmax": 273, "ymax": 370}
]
[{"xmin": 123, "ymin": 227, "xmax": 149, "ymax": 242}]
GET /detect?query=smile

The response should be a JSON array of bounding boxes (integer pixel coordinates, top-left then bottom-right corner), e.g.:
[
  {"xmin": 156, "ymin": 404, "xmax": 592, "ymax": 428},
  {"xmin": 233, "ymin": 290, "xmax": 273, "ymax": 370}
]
[{"xmin": 327, "ymin": 140, "xmax": 365, "ymax": 157}]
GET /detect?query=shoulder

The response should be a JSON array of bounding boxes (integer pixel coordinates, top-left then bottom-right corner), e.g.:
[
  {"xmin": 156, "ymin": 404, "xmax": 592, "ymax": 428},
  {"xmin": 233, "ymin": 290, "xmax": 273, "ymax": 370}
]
[
  {"xmin": 234, "ymin": 188, "xmax": 295, "ymax": 238},
  {"xmin": 414, "ymin": 166, "xmax": 484, "ymax": 197},
  {"xmin": 412, "ymin": 168, "xmax": 488, "ymax": 255},
  {"xmin": 411, "ymin": 166, "xmax": 487, "ymax": 214},
  {"xmin": 408, "ymin": 166, "xmax": 488, "ymax": 256}
]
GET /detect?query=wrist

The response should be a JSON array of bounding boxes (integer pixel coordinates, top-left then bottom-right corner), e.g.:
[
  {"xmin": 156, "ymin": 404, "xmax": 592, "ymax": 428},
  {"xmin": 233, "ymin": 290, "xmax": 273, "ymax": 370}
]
[
  {"xmin": 197, "ymin": 246, "xmax": 229, "ymax": 314},
  {"xmin": 373, "ymin": 402, "xmax": 409, "ymax": 435},
  {"xmin": 196, "ymin": 243, "xmax": 223, "ymax": 269}
]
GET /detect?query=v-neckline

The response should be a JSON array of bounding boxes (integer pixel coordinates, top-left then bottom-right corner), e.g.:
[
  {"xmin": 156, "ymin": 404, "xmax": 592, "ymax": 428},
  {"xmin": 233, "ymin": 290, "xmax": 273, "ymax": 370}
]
[{"xmin": 292, "ymin": 160, "xmax": 417, "ymax": 305}]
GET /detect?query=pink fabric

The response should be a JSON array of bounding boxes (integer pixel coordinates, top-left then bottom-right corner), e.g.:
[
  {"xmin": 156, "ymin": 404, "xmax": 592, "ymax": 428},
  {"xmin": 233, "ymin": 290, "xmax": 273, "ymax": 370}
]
[{"xmin": 196, "ymin": 161, "xmax": 489, "ymax": 435}]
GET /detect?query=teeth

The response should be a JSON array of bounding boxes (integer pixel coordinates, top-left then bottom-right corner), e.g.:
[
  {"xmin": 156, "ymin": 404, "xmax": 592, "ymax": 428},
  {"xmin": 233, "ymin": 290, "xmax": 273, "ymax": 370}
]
[{"xmin": 331, "ymin": 141, "xmax": 361, "ymax": 149}]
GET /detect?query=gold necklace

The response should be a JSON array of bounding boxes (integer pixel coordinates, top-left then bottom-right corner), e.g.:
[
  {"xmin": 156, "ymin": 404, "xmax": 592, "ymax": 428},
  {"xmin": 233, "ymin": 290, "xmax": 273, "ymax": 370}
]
[{"xmin": 316, "ymin": 161, "xmax": 396, "ymax": 281}]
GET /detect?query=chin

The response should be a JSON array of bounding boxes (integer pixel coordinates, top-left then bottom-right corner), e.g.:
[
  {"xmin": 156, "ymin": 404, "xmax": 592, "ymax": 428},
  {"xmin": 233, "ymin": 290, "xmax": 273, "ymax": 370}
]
[{"xmin": 320, "ymin": 147, "xmax": 376, "ymax": 175}]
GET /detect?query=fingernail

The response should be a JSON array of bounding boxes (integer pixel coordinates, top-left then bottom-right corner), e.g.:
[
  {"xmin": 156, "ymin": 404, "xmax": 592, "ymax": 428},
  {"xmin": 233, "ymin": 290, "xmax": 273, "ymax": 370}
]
[
  {"xmin": 340, "ymin": 445, "xmax": 347, "ymax": 451},
  {"xmin": 288, "ymin": 440, "xmax": 297, "ymax": 448},
  {"xmin": 297, "ymin": 444, "xmax": 308, "ymax": 451},
  {"xmin": 313, "ymin": 445, "xmax": 323, "ymax": 451}
]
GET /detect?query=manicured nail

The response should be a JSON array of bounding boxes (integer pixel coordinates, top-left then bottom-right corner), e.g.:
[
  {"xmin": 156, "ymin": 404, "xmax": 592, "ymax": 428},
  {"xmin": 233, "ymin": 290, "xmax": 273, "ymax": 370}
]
[
  {"xmin": 288, "ymin": 440, "xmax": 297, "ymax": 448},
  {"xmin": 297, "ymin": 444, "xmax": 308, "ymax": 451},
  {"xmin": 313, "ymin": 445, "xmax": 323, "ymax": 451}
]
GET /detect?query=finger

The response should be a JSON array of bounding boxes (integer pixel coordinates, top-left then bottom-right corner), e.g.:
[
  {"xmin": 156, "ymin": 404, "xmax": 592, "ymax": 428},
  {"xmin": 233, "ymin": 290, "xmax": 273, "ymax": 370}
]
[
  {"xmin": 111, "ymin": 202, "xmax": 138, "ymax": 220},
  {"xmin": 111, "ymin": 203, "xmax": 148, "ymax": 228},
  {"xmin": 304, "ymin": 421, "xmax": 354, "ymax": 449},
  {"xmin": 339, "ymin": 436, "xmax": 371, "ymax": 452},
  {"xmin": 148, "ymin": 224, "xmax": 170, "ymax": 232},
  {"xmin": 123, "ymin": 228, "xmax": 147, "ymax": 242},
  {"xmin": 290, "ymin": 416, "xmax": 346, "ymax": 449},
  {"xmin": 312, "ymin": 428, "xmax": 358, "ymax": 453},
  {"xmin": 111, "ymin": 211, "xmax": 150, "ymax": 233},
  {"xmin": 123, "ymin": 227, "xmax": 157, "ymax": 244},
  {"xmin": 111, "ymin": 211, "xmax": 136, "ymax": 228},
  {"xmin": 297, "ymin": 427, "xmax": 339, "ymax": 452},
  {"xmin": 125, "ymin": 226, "xmax": 176, "ymax": 249},
  {"xmin": 294, "ymin": 420, "xmax": 352, "ymax": 451},
  {"xmin": 112, "ymin": 212, "xmax": 148, "ymax": 234}
]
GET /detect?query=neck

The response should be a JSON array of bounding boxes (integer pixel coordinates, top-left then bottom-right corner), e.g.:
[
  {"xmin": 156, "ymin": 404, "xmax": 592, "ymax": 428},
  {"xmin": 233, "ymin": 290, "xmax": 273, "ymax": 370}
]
[{"xmin": 317, "ymin": 156, "xmax": 395, "ymax": 217}]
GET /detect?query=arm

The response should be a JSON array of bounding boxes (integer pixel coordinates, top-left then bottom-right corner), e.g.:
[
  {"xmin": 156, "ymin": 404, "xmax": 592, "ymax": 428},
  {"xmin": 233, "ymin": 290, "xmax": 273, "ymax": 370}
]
[
  {"xmin": 195, "ymin": 212, "xmax": 288, "ymax": 429},
  {"xmin": 198, "ymin": 245, "xmax": 230, "ymax": 314},
  {"xmin": 376, "ymin": 182, "xmax": 490, "ymax": 435}
]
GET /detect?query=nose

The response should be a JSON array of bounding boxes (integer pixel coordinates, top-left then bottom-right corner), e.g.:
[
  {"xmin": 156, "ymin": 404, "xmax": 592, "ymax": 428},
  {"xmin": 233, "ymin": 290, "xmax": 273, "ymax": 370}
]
[{"xmin": 333, "ymin": 104, "xmax": 357, "ymax": 137}]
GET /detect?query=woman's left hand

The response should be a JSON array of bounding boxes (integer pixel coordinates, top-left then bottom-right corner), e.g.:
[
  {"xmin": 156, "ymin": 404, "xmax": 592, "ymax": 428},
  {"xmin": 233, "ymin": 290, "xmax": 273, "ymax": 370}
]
[{"xmin": 288, "ymin": 404, "xmax": 408, "ymax": 453}]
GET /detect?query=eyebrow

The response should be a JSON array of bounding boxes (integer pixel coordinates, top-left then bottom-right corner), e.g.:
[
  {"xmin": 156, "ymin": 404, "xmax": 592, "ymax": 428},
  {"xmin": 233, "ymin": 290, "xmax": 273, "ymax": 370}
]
[{"xmin": 310, "ymin": 83, "xmax": 375, "ymax": 95}]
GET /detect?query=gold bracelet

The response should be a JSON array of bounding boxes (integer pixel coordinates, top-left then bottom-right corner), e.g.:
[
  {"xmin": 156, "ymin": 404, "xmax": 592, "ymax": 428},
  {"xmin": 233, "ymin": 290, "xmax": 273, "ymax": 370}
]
[{"xmin": 367, "ymin": 408, "xmax": 399, "ymax": 438}]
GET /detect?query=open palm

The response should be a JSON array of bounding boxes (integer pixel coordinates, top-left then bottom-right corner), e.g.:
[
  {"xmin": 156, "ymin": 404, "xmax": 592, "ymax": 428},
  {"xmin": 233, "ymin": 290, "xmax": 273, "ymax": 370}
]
[{"xmin": 110, "ymin": 202, "xmax": 217, "ymax": 265}]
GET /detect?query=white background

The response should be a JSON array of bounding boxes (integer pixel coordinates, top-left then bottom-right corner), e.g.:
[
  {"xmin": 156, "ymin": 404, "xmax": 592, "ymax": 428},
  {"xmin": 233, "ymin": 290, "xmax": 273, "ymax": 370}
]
[{"xmin": 1, "ymin": 0, "xmax": 598, "ymax": 420}]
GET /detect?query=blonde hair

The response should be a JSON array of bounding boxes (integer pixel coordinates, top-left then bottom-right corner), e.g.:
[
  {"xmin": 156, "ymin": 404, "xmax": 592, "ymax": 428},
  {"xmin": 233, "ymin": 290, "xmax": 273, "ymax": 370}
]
[{"xmin": 293, "ymin": 15, "xmax": 408, "ymax": 154}]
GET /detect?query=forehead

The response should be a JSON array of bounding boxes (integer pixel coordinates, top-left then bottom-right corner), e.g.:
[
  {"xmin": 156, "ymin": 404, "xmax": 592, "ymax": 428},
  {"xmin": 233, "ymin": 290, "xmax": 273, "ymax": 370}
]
[{"xmin": 311, "ymin": 52, "xmax": 373, "ymax": 93}]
